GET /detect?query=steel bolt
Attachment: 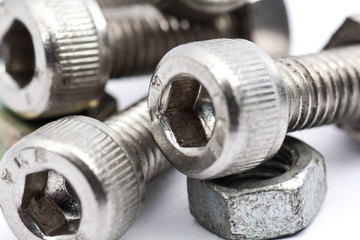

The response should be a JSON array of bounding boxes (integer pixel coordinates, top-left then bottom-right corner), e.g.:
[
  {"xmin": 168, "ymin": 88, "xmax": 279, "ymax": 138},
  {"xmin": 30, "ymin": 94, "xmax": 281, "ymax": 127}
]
[
  {"xmin": 149, "ymin": 17, "xmax": 360, "ymax": 179},
  {"xmin": 0, "ymin": 0, "xmax": 289, "ymax": 119},
  {"xmin": 0, "ymin": 99, "xmax": 170, "ymax": 240}
]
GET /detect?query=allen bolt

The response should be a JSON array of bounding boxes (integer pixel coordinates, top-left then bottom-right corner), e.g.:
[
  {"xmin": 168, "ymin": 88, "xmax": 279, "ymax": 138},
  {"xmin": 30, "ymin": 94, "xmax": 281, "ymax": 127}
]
[
  {"xmin": 0, "ymin": 99, "xmax": 170, "ymax": 240},
  {"xmin": 149, "ymin": 16, "xmax": 360, "ymax": 179},
  {"xmin": 0, "ymin": 0, "xmax": 289, "ymax": 119}
]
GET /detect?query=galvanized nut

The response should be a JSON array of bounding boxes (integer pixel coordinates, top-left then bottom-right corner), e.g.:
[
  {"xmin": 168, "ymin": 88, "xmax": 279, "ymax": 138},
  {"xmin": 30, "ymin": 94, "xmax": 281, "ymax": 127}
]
[
  {"xmin": 187, "ymin": 136, "xmax": 327, "ymax": 240},
  {"xmin": 0, "ymin": 99, "xmax": 170, "ymax": 240},
  {"xmin": 149, "ymin": 22, "xmax": 360, "ymax": 179},
  {"xmin": 0, "ymin": 93, "xmax": 117, "ymax": 158},
  {"xmin": 0, "ymin": 0, "xmax": 289, "ymax": 119}
]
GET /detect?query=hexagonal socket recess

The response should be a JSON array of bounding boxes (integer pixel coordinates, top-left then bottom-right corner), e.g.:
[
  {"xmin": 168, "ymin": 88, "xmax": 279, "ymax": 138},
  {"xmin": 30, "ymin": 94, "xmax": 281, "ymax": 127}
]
[
  {"xmin": 0, "ymin": 0, "xmax": 289, "ymax": 119},
  {"xmin": 0, "ymin": 99, "xmax": 170, "ymax": 240},
  {"xmin": 148, "ymin": 18, "xmax": 360, "ymax": 179},
  {"xmin": 188, "ymin": 136, "xmax": 327, "ymax": 240},
  {"xmin": 0, "ymin": 93, "xmax": 117, "ymax": 158}
]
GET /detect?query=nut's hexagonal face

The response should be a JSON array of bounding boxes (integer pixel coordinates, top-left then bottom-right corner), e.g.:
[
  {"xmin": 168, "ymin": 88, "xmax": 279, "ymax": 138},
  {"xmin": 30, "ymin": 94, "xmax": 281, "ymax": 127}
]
[
  {"xmin": 20, "ymin": 171, "xmax": 81, "ymax": 237},
  {"xmin": 188, "ymin": 136, "xmax": 327, "ymax": 239},
  {"xmin": 325, "ymin": 15, "xmax": 360, "ymax": 48}
]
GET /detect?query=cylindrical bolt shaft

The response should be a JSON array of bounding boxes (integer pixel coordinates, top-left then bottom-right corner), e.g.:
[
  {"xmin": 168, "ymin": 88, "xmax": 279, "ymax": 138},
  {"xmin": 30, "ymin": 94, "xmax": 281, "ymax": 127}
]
[
  {"xmin": 103, "ymin": 4, "xmax": 235, "ymax": 77},
  {"xmin": 276, "ymin": 46, "xmax": 360, "ymax": 131},
  {"xmin": 0, "ymin": 99, "xmax": 169, "ymax": 240},
  {"xmin": 149, "ymin": 38, "xmax": 360, "ymax": 179},
  {"xmin": 105, "ymin": 100, "xmax": 169, "ymax": 182}
]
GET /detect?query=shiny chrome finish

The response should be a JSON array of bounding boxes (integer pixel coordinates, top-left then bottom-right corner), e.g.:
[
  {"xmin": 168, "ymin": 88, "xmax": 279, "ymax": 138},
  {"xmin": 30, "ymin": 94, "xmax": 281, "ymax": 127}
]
[
  {"xmin": 0, "ymin": 0, "xmax": 111, "ymax": 119},
  {"xmin": 0, "ymin": 99, "xmax": 170, "ymax": 240},
  {"xmin": 149, "ymin": 19, "xmax": 360, "ymax": 179},
  {"xmin": 0, "ymin": 0, "xmax": 289, "ymax": 119},
  {"xmin": 0, "ymin": 93, "xmax": 117, "ymax": 158},
  {"xmin": 188, "ymin": 136, "xmax": 327, "ymax": 239}
]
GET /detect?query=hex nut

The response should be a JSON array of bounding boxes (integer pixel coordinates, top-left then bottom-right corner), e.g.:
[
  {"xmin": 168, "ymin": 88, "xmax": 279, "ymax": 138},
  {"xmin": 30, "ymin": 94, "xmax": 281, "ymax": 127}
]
[
  {"xmin": 0, "ymin": 93, "xmax": 117, "ymax": 159},
  {"xmin": 187, "ymin": 136, "xmax": 327, "ymax": 240}
]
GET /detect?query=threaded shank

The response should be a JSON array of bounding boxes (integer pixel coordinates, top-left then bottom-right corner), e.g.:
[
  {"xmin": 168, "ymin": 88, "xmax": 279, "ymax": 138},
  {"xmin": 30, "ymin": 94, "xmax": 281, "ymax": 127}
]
[
  {"xmin": 104, "ymin": 4, "xmax": 235, "ymax": 77},
  {"xmin": 276, "ymin": 45, "xmax": 360, "ymax": 131},
  {"xmin": 105, "ymin": 99, "xmax": 170, "ymax": 183}
]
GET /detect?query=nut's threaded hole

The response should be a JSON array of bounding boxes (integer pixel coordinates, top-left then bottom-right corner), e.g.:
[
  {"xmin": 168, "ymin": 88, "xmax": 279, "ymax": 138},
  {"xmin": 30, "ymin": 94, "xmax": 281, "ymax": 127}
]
[
  {"xmin": 1, "ymin": 20, "xmax": 35, "ymax": 88},
  {"xmin": 19, "ymin": 170, "xmax": 81, "ymax": 237},
  {"xmin": 163, "ymin": 76, "xmax": 216, "ymax": 148},
  {"xmin": 214, "ymin": 147, "xmax": 294, "ymax": 188}
]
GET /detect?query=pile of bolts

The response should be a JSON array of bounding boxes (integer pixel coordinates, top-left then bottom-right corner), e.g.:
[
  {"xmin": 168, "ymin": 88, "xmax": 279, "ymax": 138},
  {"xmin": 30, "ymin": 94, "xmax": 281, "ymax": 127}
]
[{"xmin": 0, "ymin": 0, "xmax": 358, "ymax": 239}]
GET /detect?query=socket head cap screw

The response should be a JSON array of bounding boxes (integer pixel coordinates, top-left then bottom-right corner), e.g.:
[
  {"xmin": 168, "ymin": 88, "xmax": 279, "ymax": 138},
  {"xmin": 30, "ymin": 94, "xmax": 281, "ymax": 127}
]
[
  {"xmin": 187, "ymin": 136, "xmax": 327, "ymax": 240},
  {"xmin": 149, "ymin": 39, "xmax": 289, "ymax": 179},
  {"xmin": 0, "ymin": 116, "xmax": 145, "ymax": 240},
  {"xmin": 0, "ymin": 0, "xmax": 111, "ymax": 119}
]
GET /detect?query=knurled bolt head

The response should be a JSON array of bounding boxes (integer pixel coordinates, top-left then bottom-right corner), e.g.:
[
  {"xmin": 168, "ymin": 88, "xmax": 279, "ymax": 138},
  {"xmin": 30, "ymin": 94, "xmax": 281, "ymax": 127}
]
[
  {"xmin": 0, "ymin": 0, "xmax": 289, "ymax": 119},
  {"xmin": 0, "ymin": 0, "xmax": 111, "ymax": 119},
  {"xmin": 149, "ymin": 38, "xmax": 289, "ymax": 179},
  {"xmin": 149, "ymin": 16, "xmax": 360, "ymax": 179},
  {"xmin": 0, "ymin": 93, "xmax": 117, "ymax": 158},
  {"xmin": 0, "ymin": 100, "xmax": 169, "ymax": 240}
]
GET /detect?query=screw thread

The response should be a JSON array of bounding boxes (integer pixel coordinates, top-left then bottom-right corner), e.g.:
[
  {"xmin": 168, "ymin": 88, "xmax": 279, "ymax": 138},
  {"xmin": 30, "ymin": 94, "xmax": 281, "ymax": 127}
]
[
  {"xmin": 275, "ymin": 45, "xmax": 360, "ymax": 132},
  {"xmin": 105, "ymin": 99, "xmax": 170, "ymax": 183},
  {"xmin": 103, "ymin": 4, "xmax": 235, "ymax": 77}
]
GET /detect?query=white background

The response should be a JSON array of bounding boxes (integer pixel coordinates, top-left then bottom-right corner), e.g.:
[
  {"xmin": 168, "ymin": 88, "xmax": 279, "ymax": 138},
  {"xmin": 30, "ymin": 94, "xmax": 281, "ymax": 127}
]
[{"xmin": 1, "ymin": 0, "xmax": 360, "ymax": 239}]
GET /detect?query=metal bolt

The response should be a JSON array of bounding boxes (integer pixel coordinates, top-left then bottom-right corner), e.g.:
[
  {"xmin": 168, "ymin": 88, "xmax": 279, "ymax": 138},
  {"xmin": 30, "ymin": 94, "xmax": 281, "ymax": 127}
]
[
  {"xmin": 188, "ymin": 136, "xmax": 327, "ymax": 239},
  {"xmin": 97, "ymin": 0, "xmax": 247, "ymax": 16},
  {"xmin": 148, "ymin": 16, "xmax": 360, "ymax": 179},
  {"xmin": 0, "ymin": 0, "xmax": 289, "ymax": 119},
  {"xmin": 0, "ymin": 93, "xmax": 117, "ymax": 158},
  {"xmin": 0, "ymin": 99, "xmax": 170, "ymax": 240}
]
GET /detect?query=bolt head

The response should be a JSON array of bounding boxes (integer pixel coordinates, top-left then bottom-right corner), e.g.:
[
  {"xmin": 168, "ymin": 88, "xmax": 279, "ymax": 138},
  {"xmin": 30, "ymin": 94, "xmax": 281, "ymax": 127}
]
[
  {"xmin": 0, "ymin": 116, "xmax": 145, "ymax": 240},
  {"xmin": 149, "ymin": 39, "xmax": 289, "ymax": 179},
  {"xmin": 187, "ymin": 136, "xmax": 327, "ymax": 239},
  {"xmin": 0, "ymin": 0, "xmax": 111, "ymax": 119}
]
